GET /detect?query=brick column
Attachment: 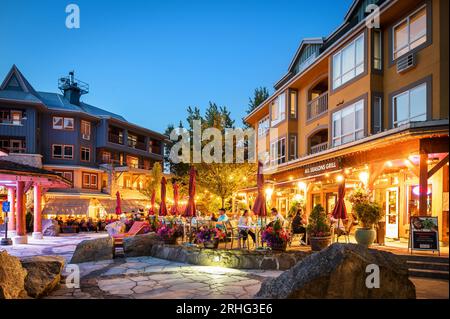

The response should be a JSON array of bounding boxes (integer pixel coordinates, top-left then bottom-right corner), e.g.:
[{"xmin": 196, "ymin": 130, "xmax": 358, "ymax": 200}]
[
  {"xmin": 32, "ymin": 185, "xmax": 43, "ymax": 239},
  {"xmin": 13, "ymin": 181, "xmax": 28, "ymax": 245}
]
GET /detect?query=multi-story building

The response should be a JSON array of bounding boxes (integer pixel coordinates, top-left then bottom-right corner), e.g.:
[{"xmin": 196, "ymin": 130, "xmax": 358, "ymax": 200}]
[
  {"xmin": 244, "ymin": 0, "xmax": 449, "ymax": 244},
  {"xmin": 0, "ymin": 65, "xmax": 166, "ymax": 218}
]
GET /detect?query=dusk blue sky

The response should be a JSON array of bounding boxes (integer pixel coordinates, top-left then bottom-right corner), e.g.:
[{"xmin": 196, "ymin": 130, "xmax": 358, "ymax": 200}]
[{"xmin": 0, "ymin": 0, "xmax": 353, "ymax": 133}]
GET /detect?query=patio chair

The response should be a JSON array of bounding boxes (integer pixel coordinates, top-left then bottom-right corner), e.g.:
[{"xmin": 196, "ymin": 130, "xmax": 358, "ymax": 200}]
[
  {"xmin": 331, "ymin": 219, "xmax": 352, "ymax": 243},
  {"xmin": 223, "ymin": 221, "xmax": 243, "ymax": 250},
  {"xmin": 111, "ymin": 221, "xmax": 147, "ymax": 249}
]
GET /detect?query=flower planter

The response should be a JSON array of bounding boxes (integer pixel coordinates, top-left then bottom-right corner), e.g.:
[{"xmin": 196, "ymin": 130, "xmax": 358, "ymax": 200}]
[
  {"xmin": 355, "ymin": 227, "xmax": 376, "ymax": 247},
  {"xmin": 203, "ymin": 239, "xmax": 219, "ymax": 249},
  {"xmin": 270, "ymin": 241, "xmax": 287, "ymax": 252},
  {"xmin": 310, "ymin": 236, "xmax": 331, "ymax": 251}
]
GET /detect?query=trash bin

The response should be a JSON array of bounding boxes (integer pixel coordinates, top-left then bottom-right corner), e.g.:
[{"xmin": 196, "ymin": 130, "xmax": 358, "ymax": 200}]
[{"xmin": 376, "ymin": 221, "xmax": 386, "ymax": 245}]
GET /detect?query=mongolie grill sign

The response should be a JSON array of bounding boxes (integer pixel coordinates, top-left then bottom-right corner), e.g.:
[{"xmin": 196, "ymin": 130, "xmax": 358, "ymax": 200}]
[{"xmin": 303, "ymin": 158, "xmax": 342, "ymax": 177}]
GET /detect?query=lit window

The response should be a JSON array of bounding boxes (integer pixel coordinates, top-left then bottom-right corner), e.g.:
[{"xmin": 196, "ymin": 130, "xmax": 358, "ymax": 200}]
[
  {"xmin": 333, "ymin": 33, "xmax": 365, "ymax": 89},
  {"xmin": 271, "ymin": 93, "xmax": 286, "ymax": 126},
  {"xmin": 392, "ymin": 82, "xmax": 427, "ymax": 127},
  {"xmin": 289, "ymin": 134, "xmax": 297, "ymax": 161},
  {"xmin": 332, "ymin": 100, "xmax": 365, "ymax": 147},
  {"xmin": 258, "ymin": 116, "xmax": 270, "ymax": 137},
  {"xmin": 373, "ymin": 30, "xmax": 382, "ymax": 70},
  {"xmin": 81, "ymin": 120, "xmax": 91, "ymax": 140},
  {"xmin": 289, "ymin": 90, "xmax": 297, "ymax": 118},
  {"xmin": 82, "ymin": 172, "xmax": 98, "ymax": 189},
  {"xmin": 393, "ymin": 6, "xmax": 427, "ymax": 59},
  {"xmin": 270, "ymin": 137, "xmax": 286, "ymax": 166}
]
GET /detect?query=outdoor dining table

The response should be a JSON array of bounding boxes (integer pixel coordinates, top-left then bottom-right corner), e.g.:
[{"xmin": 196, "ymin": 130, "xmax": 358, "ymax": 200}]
[{"xmin": 237, "ymin": 224, "xmax": 263, "ymax": 249}]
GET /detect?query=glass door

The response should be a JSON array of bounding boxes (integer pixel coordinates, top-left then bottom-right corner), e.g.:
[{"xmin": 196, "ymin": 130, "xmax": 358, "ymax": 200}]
[
  {"xmin": 326, "ymin": 192, "xmax": 337, "ymax": 214},
  {"xmin": 386, "ymin": 187, "xmax": 399, "ymax": 238}
]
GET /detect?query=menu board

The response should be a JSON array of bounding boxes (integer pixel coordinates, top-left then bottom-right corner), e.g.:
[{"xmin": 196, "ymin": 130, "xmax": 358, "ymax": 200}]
[{"xmin": 410, "ymin": 216, "xmax": 439, "ymax": 252}]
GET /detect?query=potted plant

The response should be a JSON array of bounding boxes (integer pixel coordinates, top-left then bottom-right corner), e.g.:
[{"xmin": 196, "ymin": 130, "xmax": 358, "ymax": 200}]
[
  {"xmin": 354, "ymin": 201, "xmax": 383, "ymax": 247},
  {"xmin": 196, "ymin": 226, "xmax": 225, "ymax": 249},
  {"xmin": 306, "ymin": 204, "xmax": 331, "ymax": 251},
  {"xmin": 156, "ymin": 223, "xmax": 183, "ymax": 245},
  {"xmin": 261, "ymin": 219, "xmax": 291, "ymax": 251}
]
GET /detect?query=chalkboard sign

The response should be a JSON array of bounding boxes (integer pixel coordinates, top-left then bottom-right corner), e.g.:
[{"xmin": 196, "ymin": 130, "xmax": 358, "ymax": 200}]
[{"xmin": 409, "ymin": 216, "xmax": 440, "ymax": 254}]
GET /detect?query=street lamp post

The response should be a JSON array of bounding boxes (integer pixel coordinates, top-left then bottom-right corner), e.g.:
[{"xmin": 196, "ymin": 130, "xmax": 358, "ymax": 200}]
[{"xmin": 1, "ymin": 216, "xmax": 13, "ymax": 246}]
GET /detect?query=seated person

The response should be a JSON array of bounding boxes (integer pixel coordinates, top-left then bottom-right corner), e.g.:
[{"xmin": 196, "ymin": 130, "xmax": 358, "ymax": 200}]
[
  {"xmin": 238, "ymin": 210, "xmax": 256, "ymax": 248},
  {"xmin": 267, "ymin": 208, "xmax": 285, "ymax": 228},
  {"xmin": 209, "ymin": 212, "xmax": 218, "ymax": 222},
  {"xmin": 330, "ymin": 215, "xmax": 346, "ymax": 235},
  {"xmin": 216, "ymin": 208, "xmax": 229, "ymax": 230},
  {"xmin": 291, "ymin": 209, "xmax": 307, "ymax": 245}
]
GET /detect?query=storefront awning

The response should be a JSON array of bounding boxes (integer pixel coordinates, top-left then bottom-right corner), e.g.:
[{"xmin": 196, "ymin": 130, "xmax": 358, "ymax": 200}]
[
  {"xmin": 97, "ymin": 198, "xmax": 149, "ymax": 214},
  {"xmin": 42, "ymin": 198, "xmax": 90, "ymax": 216}
]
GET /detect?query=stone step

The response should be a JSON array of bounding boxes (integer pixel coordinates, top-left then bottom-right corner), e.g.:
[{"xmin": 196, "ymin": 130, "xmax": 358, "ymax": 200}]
[
  {"xmin": 409, "ymin": 268, "xmax": 449, "ymax": 281},
  {"xmin": 401, "ymin": 254, "xmax": 449, "ymax": 264},
  {"xmin": 407, "ymin": 260, "xmax": 449, "ymax": 272}
]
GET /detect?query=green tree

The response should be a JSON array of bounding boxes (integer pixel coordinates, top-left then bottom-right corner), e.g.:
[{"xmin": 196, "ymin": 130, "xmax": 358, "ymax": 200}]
[
  {"xmin": 140, "ymin": 162, "xmax": 163, "ymax": 202},
  {"xmin": 243, "ymin": 87, "xmax": 270, "ymax": 127}
]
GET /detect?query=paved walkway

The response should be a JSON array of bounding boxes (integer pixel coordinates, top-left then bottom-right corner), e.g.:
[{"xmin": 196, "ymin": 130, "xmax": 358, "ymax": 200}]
[
  {"xmin": 2, "ymin": 233, "xmax": 448, "ymax": 299},
  {"xmin": 48, "ymin": 257, "xmax": 280, "ymax": 299}
]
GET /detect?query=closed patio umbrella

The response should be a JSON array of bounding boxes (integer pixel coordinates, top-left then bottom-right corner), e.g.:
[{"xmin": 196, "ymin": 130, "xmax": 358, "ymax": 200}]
[
  {"xmin": 170, "ymin": 182, "xmax": 180, "ymax": 215},
  {"xmin": 159, "ymin": 177, "xmax": 168, "ymax": 216},
  {"xmin": 148, "ymin": 190, "xmax": 156, "ymax": 215},
  {"xmin": 115, "ymin": 191, "xmax": 122, "ymax": 215},
  {"xmin": 184, "ymin": 167, "xmax": 197, "ymax": 243},
  {"xmin": 252, "ymin": 161, "xmax": 267, "ymax": 219},
  {"xmin": 184, "ymin": 167, "xmax": 196, "ymax": 218},
  {"xmin": 332, "ymin": 182, "xmax": 348, "ymax": 220}
]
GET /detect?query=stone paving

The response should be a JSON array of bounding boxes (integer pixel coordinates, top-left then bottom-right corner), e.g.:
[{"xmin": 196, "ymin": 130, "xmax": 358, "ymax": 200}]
[
  {"xmin": 2, "ymin": 233, "xmax": 448, "ymax": 299},
  {"xmin": 47, "ymin": 257, "xmax": 281, "ymax": 299}
]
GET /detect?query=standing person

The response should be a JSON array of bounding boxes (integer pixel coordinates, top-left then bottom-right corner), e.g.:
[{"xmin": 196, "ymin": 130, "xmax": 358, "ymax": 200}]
[{"xmin": 238, "ymin": 210, "xmax": 256, "ymax": 248}]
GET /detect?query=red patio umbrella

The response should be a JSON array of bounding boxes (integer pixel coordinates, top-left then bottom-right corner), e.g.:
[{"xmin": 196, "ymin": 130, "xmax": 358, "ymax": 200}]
[
  {"xmin": 332, "ymin": 181, "xmax": 348, "ymax": 221},
  {"xmin": 170, "ymin": 182, "xmax": 180, "ymax": 215},
  {"xmin": 159, "ymin": 177, "xmax": 168, "ymax": 216},
  {"xmin": 252, "ymin": 161, "xmax": 267, "ymax": 218},
  {"xmin": 115, "ymin": 191, "xmax": 122, "ymax": 215},
  {"xmin": 184, "ymin": 167, "xmax": 196, "ymax": 218},
  {"xmin": 148, "ymin": 190, "xmax": 156, "ymax": 215}
]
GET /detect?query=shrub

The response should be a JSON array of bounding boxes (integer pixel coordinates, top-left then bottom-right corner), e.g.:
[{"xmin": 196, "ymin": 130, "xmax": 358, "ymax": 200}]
[
  {"xmin": 354, "ymin": 202, "xmax": 383, "ymax": 228},
  {"xmin": 306, "ymin": 204, "xmax": 331, "ymax": 237}
]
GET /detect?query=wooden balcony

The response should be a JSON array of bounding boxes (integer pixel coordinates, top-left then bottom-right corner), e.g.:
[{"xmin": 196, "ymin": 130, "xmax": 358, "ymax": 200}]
[
  {"xmin": 108, "ymin": 133, "xmax": 123, "ymax": 145},
  {"xmin": 307, "ymin": 92, "xmax": 328, "ymax": 121}
]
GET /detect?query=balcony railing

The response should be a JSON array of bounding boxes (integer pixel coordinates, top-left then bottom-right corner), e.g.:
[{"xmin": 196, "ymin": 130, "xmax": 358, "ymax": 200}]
[
  {"xmin": 0, "ymin": 119, "xmax": 24, "ymax": 126},
  {"xmin": 309, "ymin": 142, "xmax": 329, "ymax": 155},
  {"xmin": 127, "ymin": 140, "xmax": 147, "ymax": 151},
  {"xmin": 108, "ymin": 133, "xmax": 124, "ymax": 145},
  {"xmin": 307, "ymin": 91, "xmax": 328, "ymax": 121}
]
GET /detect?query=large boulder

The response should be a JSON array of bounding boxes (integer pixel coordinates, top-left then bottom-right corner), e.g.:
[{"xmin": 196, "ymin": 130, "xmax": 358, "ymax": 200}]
[
  {"xmin": 70, "ymin": 236, "xmax": 114, "ymax": 264},
  {"xmin": 42, "ymin": 219, "xmax": 60, "ymax": 236},
  {"xmin": 0, "ymin": 251, "xmax": 28, "ymax": 299},
  {"xmin": 123, "ymin": 232, "xmax": 161, "ymax": 257},
  {"xmin": 20, "ymin": 256, "xmax": 65, "ymax": 298},
  {"xmin": 256, "ymin": 243, "xmax": 416, "ymax": 299}
]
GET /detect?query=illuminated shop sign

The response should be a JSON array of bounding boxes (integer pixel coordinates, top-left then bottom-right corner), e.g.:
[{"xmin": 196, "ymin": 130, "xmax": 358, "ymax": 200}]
[{"xmin": 303, "ymin": 158, "xmax": 342, "ymax": 177}]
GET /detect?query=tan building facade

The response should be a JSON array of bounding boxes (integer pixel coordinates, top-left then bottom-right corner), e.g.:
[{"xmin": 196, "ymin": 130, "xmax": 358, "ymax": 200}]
[{"xmin": 245, "ymin": 0, "xmax": 449, "ymax": 244}]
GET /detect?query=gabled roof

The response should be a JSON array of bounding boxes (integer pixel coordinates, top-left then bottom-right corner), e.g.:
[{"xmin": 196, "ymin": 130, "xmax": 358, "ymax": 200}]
[
  {"xmin": 287, "ymin": 37, "xmax": 324, "ymax": 73},
  {"xmin": 0, "ymin": 65, "xmax": 153, "ymax": 132},
  {"xmin": 0, "ymin": 64, "xmax": 40, "ymax": 97}
]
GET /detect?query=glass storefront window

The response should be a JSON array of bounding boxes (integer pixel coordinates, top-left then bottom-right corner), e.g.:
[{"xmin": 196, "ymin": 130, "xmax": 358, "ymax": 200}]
[{"xmin": 407, "ymin": 184, "xmax": 432, "ymax": 219}]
